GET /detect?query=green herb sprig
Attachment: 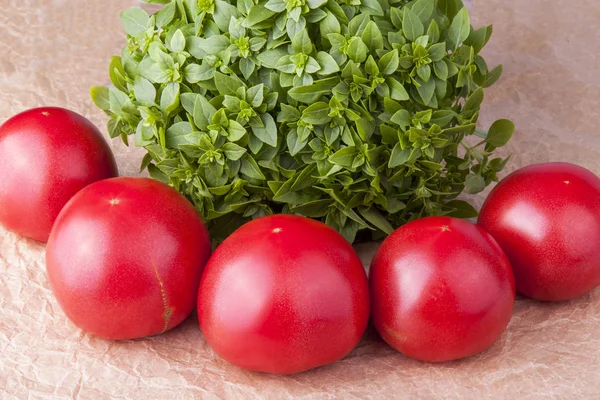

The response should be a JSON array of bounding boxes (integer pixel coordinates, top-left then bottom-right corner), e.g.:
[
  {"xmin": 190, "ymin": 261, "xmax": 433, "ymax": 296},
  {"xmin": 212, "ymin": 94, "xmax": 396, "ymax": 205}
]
[{"xmin": 92, "ymin": 0, "xmax": 514, "ymax": 242}]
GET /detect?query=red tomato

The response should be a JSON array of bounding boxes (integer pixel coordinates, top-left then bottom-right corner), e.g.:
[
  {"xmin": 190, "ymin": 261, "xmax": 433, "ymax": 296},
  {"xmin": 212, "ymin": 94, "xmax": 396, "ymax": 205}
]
[
  {"xmin": 478, "ymin": 162, "xmax": 600, "ymax": 301},
  {"xmin": 46, "ymin": 177, "xmax": 212, "ymax": 340},
  {"xmin": 198, "ymin": 215, "xmax": 369, "ymax": 374},
  {"xmin": 0, "ymin": 107, "xmax": 118, "ymax": 242},
  {"xmin": 370, "ymin": 216, "xmax": 515, "ymax": 362}
]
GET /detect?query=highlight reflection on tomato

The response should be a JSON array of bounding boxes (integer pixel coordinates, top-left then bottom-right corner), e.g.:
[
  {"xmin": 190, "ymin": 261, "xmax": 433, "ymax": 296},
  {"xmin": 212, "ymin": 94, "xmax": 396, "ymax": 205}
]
[
  {"xmin": 0, "ymin": 107, "xmax": 118, "ymax": 242},
  {"xmin": 370, "ymin": 216, "xmax": 515, "ymax": 362},
  {"xmin": 198, "ymin": 215, "xmax": 370, "ymax": 374},
  {"xmin": 46, "ymin": 177, "xmax": 212, "ymax": 340},
  {"xmin": 479, "ymin": 162, "xmax": 600, "ymax": 301}
]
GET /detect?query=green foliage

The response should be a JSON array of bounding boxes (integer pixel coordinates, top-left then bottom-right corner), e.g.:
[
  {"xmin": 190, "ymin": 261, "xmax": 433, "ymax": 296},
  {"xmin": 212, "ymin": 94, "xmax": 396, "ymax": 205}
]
[{"xmin": 93, "ymin": 0, "xmax": 513, "ymax": 242}]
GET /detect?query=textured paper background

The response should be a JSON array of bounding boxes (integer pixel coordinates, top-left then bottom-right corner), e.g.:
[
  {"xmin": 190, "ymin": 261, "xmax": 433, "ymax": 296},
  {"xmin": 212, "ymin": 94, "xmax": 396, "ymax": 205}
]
[{"xmin": 1, "ymin": 0, "xmax": 599, "ymax": 399}]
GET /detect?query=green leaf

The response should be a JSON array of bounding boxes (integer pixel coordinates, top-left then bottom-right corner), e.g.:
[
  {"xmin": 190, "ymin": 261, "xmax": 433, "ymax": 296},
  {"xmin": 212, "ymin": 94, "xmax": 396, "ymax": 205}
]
[
  {"xmin": 360, "ymin": 0, "xmax": 384, "ymax": 17},
  {"xmin": 427, "ymin": 19, "xmax": 440, "ymax": 43},
  {"xmin": 465, "ymin": 173, "xmax": 486, "ymax": 194},
  {"xmin": 428, "ymin": 42, "xmax": 447, "ymax": 62},
  {"xmin": 133, "ymin": 77, "xmax": 156, "ymax": 105},
  {"xmin": 433, "ymin": 59, "xmax": 449, "ymax": 80},
  {"xmin": 302, "ymin": 102, "xmax": 331, "ymax": 124},
  {"xmin": 184, "ymin": 63, "xmax": 214, "ymax": 83},
  {"xmin": 120, "ymin": 7, "xmax": 149, "ymax": 36},
  {"xmin": 390, "ymin": 109, "xmax": 411, "ymax": 130},
  {"xmin": 465, "ymin": 25, "xmax": 492, "ymax": 53},
  {"xmin": 90, "ymin": 86, "xmax": 110, "ymax": 111},
  {"xmin": 214, "ymin": 72, "xmax": 244, "ymax": 96},
  {"xmin": 320, "ymin": 10, "xmax": 341, "ymax": 36},
  {"xmin": 222, "ymin": 142, "xmax": 247, "ymax": 160},
  {"xmin": 307, "ymin": 0, "xmax": 328, "ymax": 9},
  {"xmin": 108, "ymin": 88, "xmax": 130, "ymax": 114},
  {"xmin": 265, "ymin": 0, "xmax": 286, "ymax": 12},
  {"xmin": 403, "ymin": 7, "xmax": 424, "ymax": 42},
  {"xmin": 463, "ymin": 87, "xmax": 484, "ymax": 114},
  {"xmin": 388, "ymin": 78, "xmax": 409, "ymax": 101},
  {"xmin": 239, "ymin": 58, "xmax": 255, "ymax": 80},
  {"xmin": 191, "ymin": 35, "xmax": 230, "ymax": 56},
  {"xmin": 431, "ymin": 110, "xmax": 455, "ymax": 127},
  {"xmin": 359, "ymin": 207, "xmax": 394, "ymax": 234},
  {"xmin": 165, "ymin": 121, "xmax": 193, "ymax": 148},
  {"xmin": 417, "ymin": 64, "xmax": 431, "ymax": 82},
  {"xmin": 251, "ymin": 113, "xmax": 278, "ymax": 147},
  {"xmin": 329, "ymin": 146, "xmax": 358, "ymax": 168},
  {"xmin": 292, "ymin": 29, "xmax": 313, "ymax": 55},
  {"xmin": 411, "ymin": 0, "xmax": 435, "ymax": 23},
  {"xmin": 378, "ymin": 49, "xmax": 399, "ymax": 75},
  {"xmin": 445, "ymin": 200, "xmax": 479, "ymax": 218},
  {"xmin": 288, "ymin": 78, "xmax": 339, "ymax": 103},
  {"xmin": 438, "ymin": 0, "xmax": 463, "ymax": 19},
  {"xmin": 448, "ymin": 7, "xmax": 470, "ymax": 50},
  {"xmin": 287, "ymin": 129, "xmax": 308, "ymax": 156},
  {"xmin": 155, "ymin": 1, "xmax": 176, "ymax": 28},
  {"xmin": 486, "ymin": 119, "xmax": 515, "ymax": 148},
  {"xmin": 170, "ymin": 29, "xmax": 186, "ymax": 53},
  {"xmin": 257, "ymin": 48, "xmax": 289, "ymax": 68},
  {"xmin": 389, "ymin": 144, "xmax": 412, "ymax": 168},
  {"xmin": 241, "ymin": 155, "xmax": 266, "ymax": 180},
  {"xmin": 214, "ymin": 0, "xmax": 242, "ymax": 31},
  {"xmin": 228, "ymin": 120, "xmax": 247, "ymax": 141},
  {"xmin": 416, "ymin": 77, "xmax": 435, "ymax": 104},
  {"xmin": 347, "ymin": 37, "xmax": 368, "ymax": 63},
  {"xmin": 362, "ymin": 21, "xmax": 384, "ymax": 53},
  {"xmin": 160, "ymin": 82, "xmax": 180, "ymax": 113},
  {"xmin": 484, "ymin": 64, "xmax": 503, "ymax": 88},
  {"xmin": 315, "ymin": 52, "xmax": 339, "ymax": 75},
  {"xmin": 247, "ymin": 84, "xmax": 264, "ymax": 108}
]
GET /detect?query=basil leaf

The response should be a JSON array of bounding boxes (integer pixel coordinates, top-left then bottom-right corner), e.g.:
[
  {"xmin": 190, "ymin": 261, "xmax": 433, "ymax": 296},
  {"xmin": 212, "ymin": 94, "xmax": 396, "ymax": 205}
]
[
  {"xmin": 411, "ymin": 0, "xmax": 435, "ymax": 23},
  {"xmin": 222, "ymin": 142, "xmax": 247, "ymax": 160},
  {"xmin": 448, "ymin": 7, "xmax": 470, "ymax": 50},
  {"xmin": 465, "ymin": 173, "xmax": 486, "ymax": 194},
  {"xmin": 214, "ymin": 72, "xmax": 245, "ymax": 96},
  {"xmin": 362, "ymin": 21, "xmax": 384, "ymax": 53},
  {"xmin": 120, "ymin": 7, "xmax": 149, "ymax": 36},
  {"xmin": 251, "ymin": 113, "xmax": 278, "ymax": 147},
  {"xmin": 486, "ymin": 119, "xmax": 515, "ymax": 148},
  {"xmin": 403, "ymin": 7, "xmax": 424, "ymax": 42}
]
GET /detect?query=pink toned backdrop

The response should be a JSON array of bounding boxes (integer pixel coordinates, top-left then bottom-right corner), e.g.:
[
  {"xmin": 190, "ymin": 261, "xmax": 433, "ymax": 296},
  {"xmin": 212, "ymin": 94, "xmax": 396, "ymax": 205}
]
[{"xmin": 1, "ymin": 0, "xmax": 599, "ymax": 399}]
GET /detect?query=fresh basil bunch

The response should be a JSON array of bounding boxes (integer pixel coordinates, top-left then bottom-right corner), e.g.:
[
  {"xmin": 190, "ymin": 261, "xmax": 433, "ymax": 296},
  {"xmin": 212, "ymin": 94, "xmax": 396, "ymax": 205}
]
[{"xmin": 92, "ymin": 0, "xmax": 514, "ymax": 242}]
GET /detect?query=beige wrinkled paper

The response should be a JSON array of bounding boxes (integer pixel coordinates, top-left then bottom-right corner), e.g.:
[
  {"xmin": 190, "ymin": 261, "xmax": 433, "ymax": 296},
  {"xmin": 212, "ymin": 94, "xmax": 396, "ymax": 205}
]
[{"xmin": 1, "ymin": 0, "xmax": 599, "ymax": 398}]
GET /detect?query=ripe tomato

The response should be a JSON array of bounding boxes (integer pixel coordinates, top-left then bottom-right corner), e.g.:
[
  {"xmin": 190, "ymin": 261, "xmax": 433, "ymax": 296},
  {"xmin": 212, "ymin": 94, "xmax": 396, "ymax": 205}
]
[
  {"xmin": 0, "ymin": 107, "xmax": 118, "ymax": 242},
  {"xmin": 46, "ymin": 177, "xmax": 212, "ymax": 340},
  {"xmin": 198, "ymin": 215, "xmax": 369, "ymax": 374},
  {"xmin": 478, "ymin": 162, "xmax": 600, "ymax": 301},
  {"xmin": 370, "ymin": 216, "xmax": 515, "ymax": 362}
]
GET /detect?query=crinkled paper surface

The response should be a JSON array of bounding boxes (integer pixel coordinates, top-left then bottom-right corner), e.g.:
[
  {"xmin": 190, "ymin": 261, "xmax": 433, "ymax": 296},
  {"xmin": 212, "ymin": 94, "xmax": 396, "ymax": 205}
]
[{"xmin": 1, "ymin": 0, "xmax": 599, "ymax": 399}]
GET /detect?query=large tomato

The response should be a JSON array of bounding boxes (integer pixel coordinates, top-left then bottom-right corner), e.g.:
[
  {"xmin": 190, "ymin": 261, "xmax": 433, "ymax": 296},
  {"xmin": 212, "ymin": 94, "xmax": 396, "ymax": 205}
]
[
  {"xmin": 0, "ymin": 107, "xmax": 118, "ymax": 242},
  {"xmin": 46, "ymin": 177, "xmax": 212, "ymax": 340},
  {"xmin": 370, "ymin": 216, "xmax": 515, "ymax": 362},
  {"xmin": 198, "ymin": 215, "xmax": 370, "ymax": 374},
  {"xmin": 478, "ymin": 162, "xmax": 600, "ymax": 301}
]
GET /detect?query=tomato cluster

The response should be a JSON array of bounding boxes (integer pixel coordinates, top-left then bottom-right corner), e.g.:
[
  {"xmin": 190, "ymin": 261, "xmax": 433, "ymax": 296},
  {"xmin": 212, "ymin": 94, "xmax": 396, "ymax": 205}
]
[{"xmin": 2, "ymin": 108, "xmax": 600, "ymax": 374}]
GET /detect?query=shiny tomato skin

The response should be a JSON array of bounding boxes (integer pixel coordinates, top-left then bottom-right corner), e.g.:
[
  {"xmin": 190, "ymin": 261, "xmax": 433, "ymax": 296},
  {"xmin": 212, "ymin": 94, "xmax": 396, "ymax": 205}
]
[
  {"xmin": 478, "ymin": 162, "xmax": 600, "ymax": 301},
  {"xmin": 370, "ymin": 216, "xmax": 515, "ymax": 362},
  {"xmin": 198, "ymin": 215, "xmax": 370, "ymax": 374},
  {"xmin": 0, "ymin": 107, "xmax": 118, "ymax": 242},
  {"xmin": 46, "ymin": 177, "xmax": 212, "ymax": 340}
]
